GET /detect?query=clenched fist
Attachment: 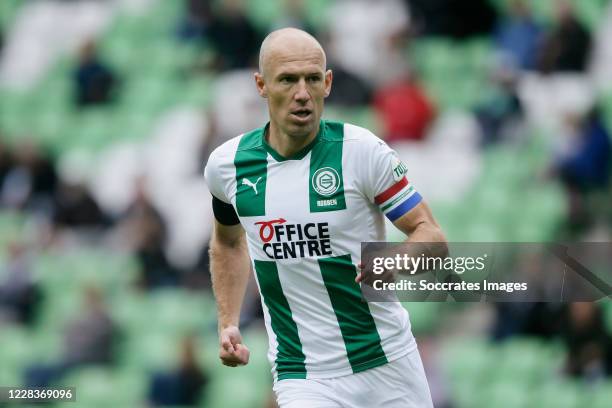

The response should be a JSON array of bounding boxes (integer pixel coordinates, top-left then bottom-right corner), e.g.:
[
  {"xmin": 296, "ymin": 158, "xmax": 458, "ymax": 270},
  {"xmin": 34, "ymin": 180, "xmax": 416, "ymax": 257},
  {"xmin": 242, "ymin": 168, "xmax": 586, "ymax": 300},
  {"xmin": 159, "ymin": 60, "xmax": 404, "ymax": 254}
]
[{"xmin": 219, "ymin": 325, "xmax": 250, "ymax": 367}]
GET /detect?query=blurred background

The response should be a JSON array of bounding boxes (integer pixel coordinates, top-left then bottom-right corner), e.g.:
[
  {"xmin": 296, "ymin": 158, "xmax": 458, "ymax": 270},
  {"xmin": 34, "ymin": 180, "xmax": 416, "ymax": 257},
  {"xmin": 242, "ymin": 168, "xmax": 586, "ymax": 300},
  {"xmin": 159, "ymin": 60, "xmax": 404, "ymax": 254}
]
[{"xmin": 0, "ymin": 0, "xmax": 611, "ymax": 407}]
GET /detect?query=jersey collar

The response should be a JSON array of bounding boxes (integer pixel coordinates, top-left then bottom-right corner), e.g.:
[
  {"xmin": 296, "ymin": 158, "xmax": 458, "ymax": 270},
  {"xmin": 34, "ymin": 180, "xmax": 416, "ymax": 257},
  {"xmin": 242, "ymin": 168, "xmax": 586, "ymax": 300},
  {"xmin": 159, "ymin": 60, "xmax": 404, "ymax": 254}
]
[{"xmin": 262, "ymin": 120, "xmax": 324, "ymax": 162}]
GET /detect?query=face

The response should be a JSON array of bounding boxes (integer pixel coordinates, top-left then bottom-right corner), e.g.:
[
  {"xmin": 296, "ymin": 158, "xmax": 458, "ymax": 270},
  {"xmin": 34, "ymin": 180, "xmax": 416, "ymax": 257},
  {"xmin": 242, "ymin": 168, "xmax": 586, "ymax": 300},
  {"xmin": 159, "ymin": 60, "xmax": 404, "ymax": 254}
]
[{"xmin": 255, "ymin": 45, "xmax": 332, "ymax": 140}]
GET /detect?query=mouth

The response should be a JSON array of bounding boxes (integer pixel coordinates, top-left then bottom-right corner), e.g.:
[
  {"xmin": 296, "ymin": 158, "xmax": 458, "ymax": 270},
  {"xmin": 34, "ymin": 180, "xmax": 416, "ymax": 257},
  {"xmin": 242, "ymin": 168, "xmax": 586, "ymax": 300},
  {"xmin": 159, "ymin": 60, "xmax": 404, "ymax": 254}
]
[{"xmin": 290, "ymin": 108, "xmax": 313, "ymax": 123}]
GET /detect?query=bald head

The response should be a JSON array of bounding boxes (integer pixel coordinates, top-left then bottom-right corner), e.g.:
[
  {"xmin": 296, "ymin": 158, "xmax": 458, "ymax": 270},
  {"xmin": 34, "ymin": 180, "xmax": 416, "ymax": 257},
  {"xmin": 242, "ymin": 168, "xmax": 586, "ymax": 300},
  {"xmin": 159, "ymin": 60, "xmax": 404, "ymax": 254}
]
[
  {"xmin": 258, "ymin": 28, "xmax": 326, "ymax": 78},
  {"xmin": 254, "ymin": 28, "xmax": 332, "ymax": 144}
]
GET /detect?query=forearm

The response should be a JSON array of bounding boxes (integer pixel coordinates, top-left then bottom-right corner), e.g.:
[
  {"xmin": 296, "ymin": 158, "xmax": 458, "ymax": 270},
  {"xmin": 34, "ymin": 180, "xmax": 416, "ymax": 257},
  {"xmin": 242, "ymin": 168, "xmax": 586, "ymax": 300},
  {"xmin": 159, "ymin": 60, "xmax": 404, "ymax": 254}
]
[
  {"xmin": 400, "ymin": 222, "xmax": 449, "ymax": 274},
  {"xmin": 404, "ymin": 223, "xmax": 448, "ymax": 247},
  {"xmin": 209, "ymin": 234, "xmax": 251, "ymax": 331},
  {"xmin": 405, "ymin": 222, "xmax": 448, "ymax": 254}
]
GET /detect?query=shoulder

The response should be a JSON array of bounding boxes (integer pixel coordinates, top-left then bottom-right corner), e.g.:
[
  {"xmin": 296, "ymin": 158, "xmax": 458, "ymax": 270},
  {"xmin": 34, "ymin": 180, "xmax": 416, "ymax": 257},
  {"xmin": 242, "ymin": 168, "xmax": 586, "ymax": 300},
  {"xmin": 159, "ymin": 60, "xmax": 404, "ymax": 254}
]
[
  {"xmin": 208, "ymin": 135, "xmax": 241, "ymax": 166},
  {"xmin": 324, "ymin": 121, "xmax": 388, "ymax": 154},
  {"xmin": 338, "ymin": 121, "xmax": 386, "ymax": 146},
  {"xmin": 207, "ymin": 126, "xmax": 264, "ymax": 167},
  {"xmin": 204, "ymin": 127, "xmax": 264, "ymax": 201}
]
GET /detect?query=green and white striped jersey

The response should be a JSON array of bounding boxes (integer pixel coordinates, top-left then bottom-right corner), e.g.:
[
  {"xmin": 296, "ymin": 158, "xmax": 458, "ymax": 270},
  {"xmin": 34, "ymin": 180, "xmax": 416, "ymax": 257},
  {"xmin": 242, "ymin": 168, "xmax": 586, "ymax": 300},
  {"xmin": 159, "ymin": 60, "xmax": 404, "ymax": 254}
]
[{"xmin": 204, "ymin": 120, "xmax": 422, "ymax": 381}]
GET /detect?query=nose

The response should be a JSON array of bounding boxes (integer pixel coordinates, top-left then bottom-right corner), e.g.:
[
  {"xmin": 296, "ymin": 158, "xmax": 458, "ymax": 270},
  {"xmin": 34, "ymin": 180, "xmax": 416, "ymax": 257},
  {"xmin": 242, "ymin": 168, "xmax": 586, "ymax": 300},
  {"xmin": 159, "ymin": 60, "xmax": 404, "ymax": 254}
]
[{"xmin": 294, "ymin": 78, "xmax": 310, "ymax": 103}]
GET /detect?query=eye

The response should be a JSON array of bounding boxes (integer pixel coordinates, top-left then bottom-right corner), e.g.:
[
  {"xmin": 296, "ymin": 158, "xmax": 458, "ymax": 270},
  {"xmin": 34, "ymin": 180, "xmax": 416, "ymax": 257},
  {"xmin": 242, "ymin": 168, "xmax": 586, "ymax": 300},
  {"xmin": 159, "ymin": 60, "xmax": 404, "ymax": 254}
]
[
  {"xmin": 307, "ymin": 75, "xmax": 322, "ymax": 83},
  {"xmin": 279, "ymin": 76, "xmax": 295, "ymax": 84}
]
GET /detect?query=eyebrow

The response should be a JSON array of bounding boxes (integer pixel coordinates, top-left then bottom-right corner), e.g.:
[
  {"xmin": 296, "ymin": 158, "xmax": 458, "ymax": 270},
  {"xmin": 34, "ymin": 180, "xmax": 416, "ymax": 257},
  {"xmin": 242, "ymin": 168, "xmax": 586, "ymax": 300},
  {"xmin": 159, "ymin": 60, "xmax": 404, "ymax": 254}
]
[{"xmin": 275, "ymin": 71, "xmax": 323, "ymax": 79}]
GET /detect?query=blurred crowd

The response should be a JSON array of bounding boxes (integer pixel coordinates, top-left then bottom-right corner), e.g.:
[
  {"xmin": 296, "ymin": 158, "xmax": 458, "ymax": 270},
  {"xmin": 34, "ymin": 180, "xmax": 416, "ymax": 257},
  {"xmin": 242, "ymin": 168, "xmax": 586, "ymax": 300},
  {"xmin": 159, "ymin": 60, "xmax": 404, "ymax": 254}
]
[{"xmin": 1, "ymin": 0, "xmax": 612, "ymax": 406}]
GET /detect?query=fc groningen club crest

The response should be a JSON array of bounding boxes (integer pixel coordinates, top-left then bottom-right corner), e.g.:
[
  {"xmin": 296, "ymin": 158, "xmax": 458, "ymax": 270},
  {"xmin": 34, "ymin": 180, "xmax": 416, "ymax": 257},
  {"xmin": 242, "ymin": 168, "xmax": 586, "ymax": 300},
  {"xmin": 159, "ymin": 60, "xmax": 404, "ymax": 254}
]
[{"xmin": 312, "ymin": 167, "xmax": 340, "ymax": 196}]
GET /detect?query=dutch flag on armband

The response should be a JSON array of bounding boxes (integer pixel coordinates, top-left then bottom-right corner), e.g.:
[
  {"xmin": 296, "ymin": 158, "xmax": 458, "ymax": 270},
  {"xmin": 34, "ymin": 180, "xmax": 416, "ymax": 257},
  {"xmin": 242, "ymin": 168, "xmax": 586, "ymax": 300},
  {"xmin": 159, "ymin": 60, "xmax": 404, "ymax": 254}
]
[{"xmin": 374, "ymin": 177, "xmax": 422, "ymax": 222}]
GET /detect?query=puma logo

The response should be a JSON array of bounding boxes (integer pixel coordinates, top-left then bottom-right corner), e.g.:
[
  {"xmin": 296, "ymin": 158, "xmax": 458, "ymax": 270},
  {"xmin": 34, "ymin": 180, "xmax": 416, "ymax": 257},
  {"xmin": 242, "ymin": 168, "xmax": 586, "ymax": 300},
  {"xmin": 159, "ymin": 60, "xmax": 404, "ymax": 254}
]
[{"xmin": 242, "ymin": 177, "xmax": 262, "ymax": 195}]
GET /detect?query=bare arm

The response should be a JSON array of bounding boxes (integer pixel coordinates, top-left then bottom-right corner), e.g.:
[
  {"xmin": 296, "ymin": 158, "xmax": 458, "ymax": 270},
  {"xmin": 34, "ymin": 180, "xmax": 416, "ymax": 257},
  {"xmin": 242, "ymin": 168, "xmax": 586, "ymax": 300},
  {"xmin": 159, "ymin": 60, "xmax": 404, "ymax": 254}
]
[
  {"xmin": 394, "ymin": 201, "xmax": 448, "ymax": 255},
  {"xmin": 393, "ymin": 201, "xmax": 449, "ymax": 274},
  {"xmin": 209, "ymin": 220, "xmax": 252, "ymax": 366}
]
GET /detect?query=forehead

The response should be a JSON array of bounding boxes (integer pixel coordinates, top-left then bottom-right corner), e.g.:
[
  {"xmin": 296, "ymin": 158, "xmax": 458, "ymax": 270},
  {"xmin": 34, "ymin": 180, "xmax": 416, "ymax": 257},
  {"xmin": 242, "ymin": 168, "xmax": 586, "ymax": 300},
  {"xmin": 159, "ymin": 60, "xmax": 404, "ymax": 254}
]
[{"xmin": 265, "ymin": 46, "xmax": 325, "ymax": 77}]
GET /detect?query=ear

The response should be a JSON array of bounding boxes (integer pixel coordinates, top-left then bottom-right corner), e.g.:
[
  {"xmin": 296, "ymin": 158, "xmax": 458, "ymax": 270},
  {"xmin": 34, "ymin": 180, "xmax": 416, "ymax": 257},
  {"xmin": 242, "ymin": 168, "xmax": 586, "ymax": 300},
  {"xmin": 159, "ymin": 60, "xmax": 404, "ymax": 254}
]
[
  {"xmin": 254, "ymin": 72, "xmax": 267, "ymax": 98},
  {"xmin": 324, "ymin": 69, "xmax": 333, "ymax": 98}
]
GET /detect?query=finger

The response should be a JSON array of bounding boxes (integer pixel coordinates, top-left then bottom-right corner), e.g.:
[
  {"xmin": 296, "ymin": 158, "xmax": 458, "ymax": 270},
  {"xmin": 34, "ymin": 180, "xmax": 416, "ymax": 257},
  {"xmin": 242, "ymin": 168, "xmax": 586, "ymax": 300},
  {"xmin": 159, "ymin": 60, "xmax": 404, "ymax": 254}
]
[
  {"xmin": 221, "ymin": 345, "xmax": 247, "ymax": 360},
  {"xmin": 234, "ymin": 344, "xmax": 250, "ymax": 364},
  {"xmin": 221, "ymin": 359, "xmax": 238, "ymax": 367},
  {"xmin": 220, "ymin": 334, "xmax": 235, "ymax": 353},
  {"xmin": 221, "ymin": 357, "xmax": 244, "ymax": 367},
  {"xmin": 355, "ymin": 272, "xmax": 363, "ymax": 283},
  {"xmin": 220, "ymin": 351, "xmax": 241, "ymax": 366}
]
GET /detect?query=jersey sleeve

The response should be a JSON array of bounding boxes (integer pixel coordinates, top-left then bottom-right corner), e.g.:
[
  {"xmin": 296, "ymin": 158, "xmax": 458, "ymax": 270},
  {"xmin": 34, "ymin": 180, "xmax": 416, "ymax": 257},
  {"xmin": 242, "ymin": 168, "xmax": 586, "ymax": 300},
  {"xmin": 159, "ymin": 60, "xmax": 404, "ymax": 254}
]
[
  {"xmin": 363, "ymin": 137, "xmax": 423, "ymax": 222},
  {"xmin": 203, "ymin": 148, "xmax": 231, "ymax": 203},
  {"xmin": 212, "ymin": 195, "xmax": 240, "ymax": 225}
]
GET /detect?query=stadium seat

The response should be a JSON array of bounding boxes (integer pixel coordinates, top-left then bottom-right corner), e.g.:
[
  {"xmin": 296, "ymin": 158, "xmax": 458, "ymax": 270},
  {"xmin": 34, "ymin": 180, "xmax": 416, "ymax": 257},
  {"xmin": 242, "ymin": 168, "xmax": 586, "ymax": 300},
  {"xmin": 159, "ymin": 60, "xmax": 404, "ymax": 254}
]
[
  {"xmin": 59, "ymin": 367, "xmax": 144, "ymax": 408},
  {"xmin": 533, "ymin": 380, "xmax": 585, "ymax": 408},
  {"xmin": 588, "ymin": 381, "xmax": 612, "ymax": 408},
  {"xmin": 480, "ymin": 379, "xmax": 532, "ymax": 408},
  {"xmin": 1, "ymin": 327, "xmax": 33, "ymax": 379},
  {"xmin": 402, "ymin": 303, "xmax": 441, "ymax": 334}
]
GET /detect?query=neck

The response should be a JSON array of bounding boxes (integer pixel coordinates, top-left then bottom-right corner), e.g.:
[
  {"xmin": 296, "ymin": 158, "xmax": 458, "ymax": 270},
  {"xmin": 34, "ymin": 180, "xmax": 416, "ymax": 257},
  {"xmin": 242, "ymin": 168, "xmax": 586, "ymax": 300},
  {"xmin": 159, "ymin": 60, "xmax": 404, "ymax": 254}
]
[{"xmin": 266, "ymin": 121, "xmax": 320, "ymax": 158}]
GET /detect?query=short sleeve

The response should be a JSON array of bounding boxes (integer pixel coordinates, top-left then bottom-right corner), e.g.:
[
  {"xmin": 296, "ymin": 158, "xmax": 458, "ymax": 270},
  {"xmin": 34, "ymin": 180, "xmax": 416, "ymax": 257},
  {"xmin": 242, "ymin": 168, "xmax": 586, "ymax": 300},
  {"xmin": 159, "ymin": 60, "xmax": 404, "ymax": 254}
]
[
  {"xmin": 363, "ymin": 138, "xmax": 423, "ymax": 222},
  {"xmin": 203, "ymin": 150, "xmax": 231, "ymax": 203}
]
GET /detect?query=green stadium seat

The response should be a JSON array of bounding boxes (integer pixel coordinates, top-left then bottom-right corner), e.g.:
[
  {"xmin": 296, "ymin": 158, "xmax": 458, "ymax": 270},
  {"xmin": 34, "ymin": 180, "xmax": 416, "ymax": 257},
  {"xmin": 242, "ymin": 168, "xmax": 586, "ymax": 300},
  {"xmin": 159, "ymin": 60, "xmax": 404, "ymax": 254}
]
[
  {"xmin": 442, "ymin": 337, "xmax": 496, "ymax": 382},
  {"xmin": 120, "ymin": 332, "xmax": 178, "ymax": 371},
  {"xmin": 402, "ymin": 302, "xmax": 441, "ymax": 334},
  {"xmin": 495, "ymin": 338, "xmax": 562, "ymax": 384},
  {"xmin": 533, "ymin": 380, "xmax": 584, "ymax": 408},
  {"xmin": 146, "ymin": 291, "xmax": 198, "ymax": 332},
  {"xmin": 204, "ymin": 375, "xmax": 267, "ymax": 408},
  {"xmin": 1, "ymin": 327, "xmax": 33, "ymax": 377},
  {"xmin": 479, "ymin": 379, "xmax": 532, "ymax": 408},
  {"xmin": 59, "ymin": 367, "xmax": 143, "ymax": 408},
  {"xmin": 0, "ymin": 0, "xmax": 23, "ymax": 28},
  {"xmin": 304, "ymin": 0, "xmax": 330, "ymax": 30},
  {"xmin": 180, "ymin": 75, "xmax": 216, "ymax": 108},
  {"xmin": 246, "ymin": 0, "xmax": 282, "ymax": 30},
  {"xmin": 588, "ymin": 381, "xmax": 612, "ymax": 408}
]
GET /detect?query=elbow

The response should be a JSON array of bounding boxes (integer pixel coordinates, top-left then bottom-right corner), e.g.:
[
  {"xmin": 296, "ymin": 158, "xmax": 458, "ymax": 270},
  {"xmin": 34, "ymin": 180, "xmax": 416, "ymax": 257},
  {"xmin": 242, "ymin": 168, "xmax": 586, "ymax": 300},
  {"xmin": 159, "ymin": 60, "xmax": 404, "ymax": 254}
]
[
  {"xmin": 210, "ymin": 232, "xmax": 246, "ymax": 254},
  {"xmin": 431, "ymin": 226, "xmax": 449, "ymax": 259},
  {"xmin": 417, "ymin": 222, "xmax": 448, "ymax": 258}
]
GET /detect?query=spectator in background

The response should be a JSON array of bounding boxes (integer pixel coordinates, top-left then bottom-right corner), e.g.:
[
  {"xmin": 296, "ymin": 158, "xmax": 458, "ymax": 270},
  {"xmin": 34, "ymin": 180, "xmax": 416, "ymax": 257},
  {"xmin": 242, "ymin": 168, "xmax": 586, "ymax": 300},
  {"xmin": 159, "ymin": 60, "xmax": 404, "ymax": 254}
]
[
  {"xmin": 327, "ymin": 0, "xmax": 410, "ymax": 86},
  {"xmin": 0, "ymin": 241, "xmax": 41, "ymax": 326},
  {"xmin": 325, "ymin": 58, "xmax": 372, "ymax": 107},
  {"xmin": 0, "ymin": 140, "xmax": 58, "ymax": 213},
  {"xmin": 537, "ymin": 0, "xmax": 592, "ymax": 74},
  {"xmin": 561, "ymin": 303, "xmax": 612, "ymax": 380},
  {"xmin": 0, "ymin": 137, "xmax": 15, "ymax": 192},
  {"xmin": 62, "ymin": 286, "xmax": 116, "ymax": 367},
  {"xmin": 474, "ymin": 56, "xmax": 524, "ymax": 146},
  {"xmin": 25, "ymin": 286, "xmax": 117, "ymax": 387},
  {"xmin": 406, "ymin": 0, "xmax": 498, "ymax": 39},
  {"xmin": 73, "ymin": 40, "xmax": 118, "ymax": 107},
  {"xmin": 52, "ymin": 181, "xmax": 109, "ymax": 230},
  {"xmin": 184, "ymin": 244, "xmax": 211, "ymax": 290},
  {"xmin": 373, "ymin": 70, "xmax": 436, "ymax": 142},
  {"xmin": 200, "ymin": 69, "xmax": 268, "ymax": 161},
  {"xmin": 148, "ymin": 335, "xmax": 209, "ymax": 406},
  {"xmin": 551, "ymin": 107, "xmax": 611, "ymax": 229},
  {"xmin": 177, "ymin": 0, "xmax": 213, "ymax": 42},
  {"xmin": 120, "ymin": 179, "xmax": 178, "ymax": 289},
  {"xmin": 206, "ymin": 0, "xmax": 263, "ymax": 71},
  {"xmin": 272, "ymin": 0, "xmax": 316, "ymax": 35},
  {"xmin": 325, "ymin": 64, "xmax": 372, "ymax": 107},
  {"xmin": 494, "ymin": 0, "xmax": 543, "ymax": 71}
]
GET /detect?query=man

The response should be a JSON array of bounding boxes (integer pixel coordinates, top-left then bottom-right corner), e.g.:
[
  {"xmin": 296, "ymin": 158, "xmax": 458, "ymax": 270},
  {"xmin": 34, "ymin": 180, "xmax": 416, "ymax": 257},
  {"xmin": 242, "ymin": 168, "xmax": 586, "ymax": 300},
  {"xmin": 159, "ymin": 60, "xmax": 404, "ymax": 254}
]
[{"xmin": 204, "ymin": 28, "xmax": 445, "ymax": 407}]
